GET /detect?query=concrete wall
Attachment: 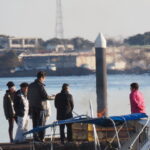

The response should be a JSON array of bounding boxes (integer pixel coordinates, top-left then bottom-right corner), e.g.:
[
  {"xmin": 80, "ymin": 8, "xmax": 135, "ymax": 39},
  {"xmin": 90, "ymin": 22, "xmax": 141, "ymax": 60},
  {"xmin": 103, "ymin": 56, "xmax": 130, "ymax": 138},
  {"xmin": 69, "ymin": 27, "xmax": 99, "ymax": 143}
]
[
  {"xmin": 76, "ymin": 55, "xmax": 95, "ymax": 70},
  {"xmin": 23, "ymin": 55, "xmax": 77, "ymax": 69}
]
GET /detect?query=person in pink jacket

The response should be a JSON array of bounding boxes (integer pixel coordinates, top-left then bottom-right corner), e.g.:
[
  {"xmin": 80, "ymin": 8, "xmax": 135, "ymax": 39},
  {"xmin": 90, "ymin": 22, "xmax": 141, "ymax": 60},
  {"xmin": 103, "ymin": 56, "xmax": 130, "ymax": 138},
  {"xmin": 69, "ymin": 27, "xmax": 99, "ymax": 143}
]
[{"xmin": 130, "ymin": 83, "xmax": 146, "ymax": 114}]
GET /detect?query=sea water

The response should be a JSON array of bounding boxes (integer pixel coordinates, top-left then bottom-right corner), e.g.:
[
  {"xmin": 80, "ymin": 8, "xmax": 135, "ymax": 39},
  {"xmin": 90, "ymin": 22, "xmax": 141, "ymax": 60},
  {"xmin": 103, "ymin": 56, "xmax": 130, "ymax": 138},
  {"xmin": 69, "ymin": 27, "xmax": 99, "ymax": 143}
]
[{"xmin": 0, "ymin": 74, "xmax": 150, "ymax": 142}]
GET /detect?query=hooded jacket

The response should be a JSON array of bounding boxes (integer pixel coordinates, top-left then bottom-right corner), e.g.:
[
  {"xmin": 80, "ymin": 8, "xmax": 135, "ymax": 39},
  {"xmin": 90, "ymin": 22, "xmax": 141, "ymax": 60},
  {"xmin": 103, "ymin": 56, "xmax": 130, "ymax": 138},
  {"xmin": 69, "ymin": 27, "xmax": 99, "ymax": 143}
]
[
  {"xmin": 14, "ymin": 90, "xmax": 29, "ymax": 117},
  {"xmin": 3, "ymin": 90, "xmax": 16, "ymax": 119},
  {"xmin": 55, "ymin": 90, "xmax": 74, "ymax": 120}
]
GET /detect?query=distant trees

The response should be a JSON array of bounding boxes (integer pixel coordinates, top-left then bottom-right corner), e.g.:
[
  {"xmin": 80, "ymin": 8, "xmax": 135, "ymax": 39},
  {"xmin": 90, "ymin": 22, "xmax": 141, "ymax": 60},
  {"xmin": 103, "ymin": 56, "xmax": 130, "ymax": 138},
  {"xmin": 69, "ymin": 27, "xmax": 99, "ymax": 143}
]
[
  {"xmin": 0, "ymin": 35, "xmax": 9, "ymax": 49},
  {"xmin": 42, "ymin": 37, "xmax": 123, "ymax": 50},
  {"xmin": 0, "ymin": 51, "xmax": 20, "ymax": 71},
  {"xmin": 124, "ymin": 32, "xmax": 150, "ymax": 45},
  {"xmin": 42, "ymin": 37, "xmax": 94, "ymax": 50},
  {"xmin": 1, "ymin": 32, "xmax": 150, "ymax": 51},
  {"xmin": 107, "ymin": 38, "xmax": 123, "ymax": 46}
]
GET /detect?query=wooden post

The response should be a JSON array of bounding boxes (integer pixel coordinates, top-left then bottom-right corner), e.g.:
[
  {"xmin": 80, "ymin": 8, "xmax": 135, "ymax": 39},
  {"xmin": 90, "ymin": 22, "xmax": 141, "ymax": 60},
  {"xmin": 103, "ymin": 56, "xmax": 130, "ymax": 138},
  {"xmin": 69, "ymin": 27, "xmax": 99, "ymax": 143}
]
[{"xmin": 95, "ymin": 33, "xmax": 108, "ymax": 117}]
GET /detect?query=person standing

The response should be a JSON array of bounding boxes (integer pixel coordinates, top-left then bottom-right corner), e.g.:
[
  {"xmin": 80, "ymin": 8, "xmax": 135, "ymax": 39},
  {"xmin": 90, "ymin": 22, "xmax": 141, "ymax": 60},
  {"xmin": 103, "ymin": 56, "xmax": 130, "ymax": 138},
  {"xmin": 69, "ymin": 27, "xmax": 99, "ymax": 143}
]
[
  {"xmin": 55, "ymin": 83, "xmax": 74, "ymax": 144},
  {"xmin": 28, "ymin": 71, "xmax": 54, "ymax": 142},
  {"xmin": 3, "ymin": 81, "xmax": 16, "ymax": 143},
  {"xmin": 14, "ymin": 82, "xmax": 29, "ymax": 143},
  {"xmin": 130, "ymin": 82, "xmax": 146, "ymax": 114}
]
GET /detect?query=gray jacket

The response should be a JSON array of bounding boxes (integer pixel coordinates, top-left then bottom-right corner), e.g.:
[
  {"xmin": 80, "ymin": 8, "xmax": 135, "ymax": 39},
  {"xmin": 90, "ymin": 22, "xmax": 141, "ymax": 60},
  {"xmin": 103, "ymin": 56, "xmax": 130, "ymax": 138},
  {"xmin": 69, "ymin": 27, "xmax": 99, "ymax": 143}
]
[{"xmin": 28, "ymin": 79, "xmax": 52, "ymax": 110}]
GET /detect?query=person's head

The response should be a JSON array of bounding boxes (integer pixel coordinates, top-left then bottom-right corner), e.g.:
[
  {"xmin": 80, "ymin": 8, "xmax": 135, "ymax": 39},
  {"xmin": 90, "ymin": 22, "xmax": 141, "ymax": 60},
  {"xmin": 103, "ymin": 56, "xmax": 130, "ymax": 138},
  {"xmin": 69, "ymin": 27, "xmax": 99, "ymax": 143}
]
[
  {"xmin": 6, "ymin": 81, "xmax": 16, "ymax": 93},
  {"xmin": 62, "ymin": 83, "xmax": 69, "ymax": 91},
  {"xmin": 130, "ymin": 82, "xmax": 139, "ymax": 91},
  {"xmin": 37, "ymin": 71, "xmax": 46, "ymax": 83},
  {"xmin": 20, "ymin": 82, "xmax": 29, "ymax": 94}
]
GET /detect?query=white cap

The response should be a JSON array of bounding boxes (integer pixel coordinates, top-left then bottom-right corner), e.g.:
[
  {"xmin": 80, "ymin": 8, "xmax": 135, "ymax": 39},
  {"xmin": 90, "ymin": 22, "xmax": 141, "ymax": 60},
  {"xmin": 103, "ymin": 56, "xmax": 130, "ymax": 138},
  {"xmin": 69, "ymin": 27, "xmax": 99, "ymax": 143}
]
[{"xmin": 95, "ymin": 33, "xmax": 107, "ymax": 48}]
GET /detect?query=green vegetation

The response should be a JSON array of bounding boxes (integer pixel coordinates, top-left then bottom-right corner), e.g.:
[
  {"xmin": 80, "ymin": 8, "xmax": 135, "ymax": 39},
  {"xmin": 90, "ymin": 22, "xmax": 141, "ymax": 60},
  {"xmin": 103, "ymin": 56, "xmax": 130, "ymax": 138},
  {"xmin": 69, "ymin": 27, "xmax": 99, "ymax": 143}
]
[
  {"xmin": 124, "ymin": 32, "xmax": 150, "ymax": 45},
  {"xmin": 43, "ymin": 37, "xmax": 94, "ymax": 50},
  {"xmin": 0, "ymin": 35, "xmax": 9, "ymax": 49},
  {"xmin": 42, "ymin": 37, "xmax": 122, "ymax": 50},
  {"xmin": 0, "ymin": 51, "xmax": 20, "ymax": 71}
]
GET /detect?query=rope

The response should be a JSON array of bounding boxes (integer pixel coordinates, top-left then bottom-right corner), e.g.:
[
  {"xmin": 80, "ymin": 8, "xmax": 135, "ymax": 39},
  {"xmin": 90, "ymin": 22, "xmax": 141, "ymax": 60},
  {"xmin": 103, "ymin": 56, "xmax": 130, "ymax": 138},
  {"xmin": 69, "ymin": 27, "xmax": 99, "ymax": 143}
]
[
  {"xmin": 93, "ymin": 125, "xmax": 101, "ymax": 150},
  {"xmin": 29, "ymin": 134, "xmax": 33, "ymax": 150},
  {"xmin": 32, "ymin": 133, "xmax": 36, "ymax": 150},
  {"xmin": 50, "ymin": 123, "xmax": 57, "ymax": 150},
  {"xmin": 129, "ymin": 117, "xmax": 150, "ymax": 150},
  {"xmin": 121, "ymin": 116, "xmax": 131, "ymax": 140},
  {"xmin": 89, "ymin": 100, "xmax": 101, "ymax": 150},
  {"xmin": 104, "ymin": 123, "xmax": 125, "ymax": 150},
  {"xmin": 107, "ymin": 117, "xmax": 121, "ymax": 149},
  {"xmin": 50, "ymin": 127, "xmax": 54, "ymax": 150},
  {"xmin": 73, "ymin": 111, "xmax": 80, "ymax": 116}
]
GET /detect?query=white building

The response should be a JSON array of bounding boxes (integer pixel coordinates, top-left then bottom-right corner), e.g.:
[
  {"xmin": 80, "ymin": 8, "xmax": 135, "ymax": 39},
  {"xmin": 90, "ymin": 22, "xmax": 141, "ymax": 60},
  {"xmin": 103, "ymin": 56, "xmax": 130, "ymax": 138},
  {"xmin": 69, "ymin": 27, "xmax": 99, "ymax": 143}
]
[{"xmin": 9, "ymin": 37, "xmax": 41, "ymax": 49}]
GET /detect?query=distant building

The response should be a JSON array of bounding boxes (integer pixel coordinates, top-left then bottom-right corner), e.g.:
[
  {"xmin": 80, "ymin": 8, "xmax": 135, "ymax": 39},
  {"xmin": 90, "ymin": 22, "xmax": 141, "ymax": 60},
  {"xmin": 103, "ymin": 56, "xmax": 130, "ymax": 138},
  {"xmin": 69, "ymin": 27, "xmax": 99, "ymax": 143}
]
[
  {"xmin": 46, "ymin": 44, "xmax": 74, "ymax": 52},
  {"xmin": 19, "ymin": 52, "xmax": 95, "ymax": 71},
  {"xmin": 9, "ymin": 37, "xmax": 41, "ymax": 50},
  {"xmin": 0, "ymin": 35, "xmax": 9, "ymax": 49}
]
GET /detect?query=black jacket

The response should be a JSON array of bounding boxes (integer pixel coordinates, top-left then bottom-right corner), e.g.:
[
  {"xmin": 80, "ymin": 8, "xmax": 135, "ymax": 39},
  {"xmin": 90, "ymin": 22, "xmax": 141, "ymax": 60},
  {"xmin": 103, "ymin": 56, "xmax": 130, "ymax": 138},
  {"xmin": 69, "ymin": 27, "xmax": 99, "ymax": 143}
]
[
  {"xmin": 55, "ymin": 90, "xmax": 74, "ymax": 120},
  {"xmin": 3, "ymin": 90, "xmax": 15, "ymax": 119},
  {"xmin": 14, "ymin": 90, "xmax": 28, "ymax": 117},
  {"xmin": 28, "ymin": 79, "xmax": 51, "ymax": 110}
]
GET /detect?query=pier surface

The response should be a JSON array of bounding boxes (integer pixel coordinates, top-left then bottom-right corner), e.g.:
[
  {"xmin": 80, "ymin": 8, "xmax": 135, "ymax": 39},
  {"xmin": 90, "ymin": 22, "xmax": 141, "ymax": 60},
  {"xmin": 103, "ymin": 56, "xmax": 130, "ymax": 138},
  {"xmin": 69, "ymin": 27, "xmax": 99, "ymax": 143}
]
[{"xmin": 0, "ymin": 142, "xmax": 106, "ymax": 150}]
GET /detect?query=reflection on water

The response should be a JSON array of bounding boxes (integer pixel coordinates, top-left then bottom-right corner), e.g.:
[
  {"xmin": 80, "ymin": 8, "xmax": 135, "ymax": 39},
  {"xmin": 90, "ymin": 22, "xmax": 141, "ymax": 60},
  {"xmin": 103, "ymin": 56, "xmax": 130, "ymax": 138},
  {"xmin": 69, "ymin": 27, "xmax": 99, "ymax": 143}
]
[{"xmin": 0, "ymin": 74, "xmax": 150, "ymax": 142}]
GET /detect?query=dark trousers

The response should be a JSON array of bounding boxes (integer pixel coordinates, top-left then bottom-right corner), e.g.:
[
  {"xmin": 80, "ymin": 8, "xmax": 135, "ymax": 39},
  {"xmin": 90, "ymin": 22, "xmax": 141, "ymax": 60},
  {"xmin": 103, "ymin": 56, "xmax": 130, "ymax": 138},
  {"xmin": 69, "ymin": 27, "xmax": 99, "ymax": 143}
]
[
  {"xmin": 8, "ymin": 117, "xmax": 17, "ymax": 142},
  {"xmin": 60, "ymin": 123, "xmax": 72, "ymax": 142},
  {"xmin": 31, "ymin": 108, "xmax": 46, "ymax": 141}
]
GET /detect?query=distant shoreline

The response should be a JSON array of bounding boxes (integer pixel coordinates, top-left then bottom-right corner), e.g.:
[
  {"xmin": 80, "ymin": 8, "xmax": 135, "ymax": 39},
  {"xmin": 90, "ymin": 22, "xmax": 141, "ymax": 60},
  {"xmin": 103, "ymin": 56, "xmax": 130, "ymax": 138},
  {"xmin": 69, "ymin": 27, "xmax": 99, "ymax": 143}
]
[
  {"xmin": 0, "ymin": 67, "xmax": 94, "ymax": 77},
  {"xmin": 0, "ymin": 68, "xmax": 149, "ymax": 77}
]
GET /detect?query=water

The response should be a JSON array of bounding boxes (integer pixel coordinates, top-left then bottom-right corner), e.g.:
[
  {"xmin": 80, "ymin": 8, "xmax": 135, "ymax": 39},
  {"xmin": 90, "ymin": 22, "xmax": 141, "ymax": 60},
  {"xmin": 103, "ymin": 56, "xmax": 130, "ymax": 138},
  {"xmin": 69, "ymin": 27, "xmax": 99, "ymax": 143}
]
[{"xmin": 0, "ymin": 74, "xmax": 150, "ymax": 142}]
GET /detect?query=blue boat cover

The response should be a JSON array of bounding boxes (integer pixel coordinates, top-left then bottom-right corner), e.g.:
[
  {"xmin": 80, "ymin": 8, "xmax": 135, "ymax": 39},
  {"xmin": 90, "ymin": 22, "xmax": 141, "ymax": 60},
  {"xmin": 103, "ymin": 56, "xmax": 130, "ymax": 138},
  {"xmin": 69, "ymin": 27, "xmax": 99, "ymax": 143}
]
[{"xmin": 24, "ymin": 113, "xmax": 148, "ymax": 135}]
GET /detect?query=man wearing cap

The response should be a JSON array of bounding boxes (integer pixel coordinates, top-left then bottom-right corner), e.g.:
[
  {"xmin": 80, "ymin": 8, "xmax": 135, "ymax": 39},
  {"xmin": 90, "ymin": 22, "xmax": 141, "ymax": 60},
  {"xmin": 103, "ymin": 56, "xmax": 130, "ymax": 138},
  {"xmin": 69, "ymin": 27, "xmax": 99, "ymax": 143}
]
[
  {"xmin": 14, "ymin": 82, "xmax": 29, "ymax": 142},
  {"xmin": 55, "ymin": 83, "xmax": 74, "ymax": 144},
  {"xmin": 3, "ymin": 81, "xmax": 16, "ymax": 143},
  {"xmin": 28, "ymin": 71, "xmax": 54, "ymax": 142}
]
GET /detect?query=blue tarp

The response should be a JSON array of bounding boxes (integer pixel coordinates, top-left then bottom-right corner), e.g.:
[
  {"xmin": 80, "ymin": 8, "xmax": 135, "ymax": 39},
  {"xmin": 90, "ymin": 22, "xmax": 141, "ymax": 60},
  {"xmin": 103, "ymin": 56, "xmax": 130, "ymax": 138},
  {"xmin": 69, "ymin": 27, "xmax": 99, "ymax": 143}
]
[{"xmin": 24, "ymin": 113, "xmax": 148, "ymax": 135}]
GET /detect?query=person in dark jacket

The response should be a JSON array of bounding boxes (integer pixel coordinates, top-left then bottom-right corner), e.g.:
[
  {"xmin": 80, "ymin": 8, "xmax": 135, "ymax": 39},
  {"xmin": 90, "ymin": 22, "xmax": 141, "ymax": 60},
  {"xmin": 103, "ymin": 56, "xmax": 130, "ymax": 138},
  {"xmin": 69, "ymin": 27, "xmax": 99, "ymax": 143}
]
[
  {"xmin": 28, "ymin": 71, "xmax": 54, "ymax": 142},
  {"xmin": 3, "ymin": 81, "xmax": 16, "ymax": 143},
  {"xmin": 14, "ymin": 82, "xmax": 29, "ymax": 142},
  {"xmin": 55, "ymin": 83, "xmax": 74, "ymax": 144}
]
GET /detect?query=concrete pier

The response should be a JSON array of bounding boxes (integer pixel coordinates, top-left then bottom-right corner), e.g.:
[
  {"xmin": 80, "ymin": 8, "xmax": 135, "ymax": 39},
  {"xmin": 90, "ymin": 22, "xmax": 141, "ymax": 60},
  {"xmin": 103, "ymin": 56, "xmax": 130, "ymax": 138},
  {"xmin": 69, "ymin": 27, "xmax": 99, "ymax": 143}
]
[{"xmin": 0, "ymin": 141, "xmax": 118, "ymax": 150}]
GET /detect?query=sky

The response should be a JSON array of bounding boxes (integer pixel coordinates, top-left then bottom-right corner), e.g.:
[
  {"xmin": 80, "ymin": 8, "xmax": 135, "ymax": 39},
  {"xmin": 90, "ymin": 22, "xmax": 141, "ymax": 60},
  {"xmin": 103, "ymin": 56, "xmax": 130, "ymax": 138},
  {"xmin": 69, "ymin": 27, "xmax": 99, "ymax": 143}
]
[{"xmin": 0, "ymin": 0, "xmax": 150, "ymax": 41}]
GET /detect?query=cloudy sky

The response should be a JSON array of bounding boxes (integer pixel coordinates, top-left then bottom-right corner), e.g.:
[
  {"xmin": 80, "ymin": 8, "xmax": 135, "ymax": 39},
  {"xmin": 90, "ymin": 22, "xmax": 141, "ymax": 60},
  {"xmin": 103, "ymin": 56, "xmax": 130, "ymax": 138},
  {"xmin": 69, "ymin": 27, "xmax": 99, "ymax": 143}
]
[{"xmin": 0, "ymin": 0, "xmax": 149, "ymax": 40}]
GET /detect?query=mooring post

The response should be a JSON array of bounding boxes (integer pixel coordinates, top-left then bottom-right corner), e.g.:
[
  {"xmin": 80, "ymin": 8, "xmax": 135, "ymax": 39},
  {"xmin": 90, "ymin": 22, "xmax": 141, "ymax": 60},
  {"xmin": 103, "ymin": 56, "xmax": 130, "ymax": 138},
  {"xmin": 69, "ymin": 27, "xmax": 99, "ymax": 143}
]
[{"xmin": 95, "ymin": 33, "xmax": 108, "ymax": 117}]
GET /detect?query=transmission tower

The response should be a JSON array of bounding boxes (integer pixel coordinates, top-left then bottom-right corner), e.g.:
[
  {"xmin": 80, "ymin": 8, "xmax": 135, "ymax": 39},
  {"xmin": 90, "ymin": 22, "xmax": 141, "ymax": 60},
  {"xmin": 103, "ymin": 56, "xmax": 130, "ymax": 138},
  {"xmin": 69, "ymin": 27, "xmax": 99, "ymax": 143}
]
[{"xmin": 55, "ymin": 0, "xmax": 64, "ymax": 39}]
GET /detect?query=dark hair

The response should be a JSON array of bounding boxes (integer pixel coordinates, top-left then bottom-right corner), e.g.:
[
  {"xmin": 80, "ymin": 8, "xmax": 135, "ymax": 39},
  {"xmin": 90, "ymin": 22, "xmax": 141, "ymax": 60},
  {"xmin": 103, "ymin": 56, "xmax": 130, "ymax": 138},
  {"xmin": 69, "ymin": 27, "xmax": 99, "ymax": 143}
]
[
  {"xmin": 7, "ymin": 81, "xmax": 15, "ymax": 88},
  {"xmin": 130, "ymin": 83, "xmax": 139, "ymax": 90},
  {"xmin": 62, "ymin": 83, "xmax": 69, "ymax": 90},
  {"xmin": 20, "ymin": 82, "xmax": 29, "ymax": 88},
  {"xmin": 37, "ymin": 71, "xmax": 46, "ymax": 79}
]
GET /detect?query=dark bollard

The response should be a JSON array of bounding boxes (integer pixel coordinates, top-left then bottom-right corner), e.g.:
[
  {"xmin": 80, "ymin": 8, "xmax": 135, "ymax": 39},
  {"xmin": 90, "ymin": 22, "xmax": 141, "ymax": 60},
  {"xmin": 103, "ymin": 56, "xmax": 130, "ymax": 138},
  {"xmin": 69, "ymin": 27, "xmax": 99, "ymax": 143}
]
[{"xmin": 95, "ymin": 33, "xmax": 108, "ymax": 117}]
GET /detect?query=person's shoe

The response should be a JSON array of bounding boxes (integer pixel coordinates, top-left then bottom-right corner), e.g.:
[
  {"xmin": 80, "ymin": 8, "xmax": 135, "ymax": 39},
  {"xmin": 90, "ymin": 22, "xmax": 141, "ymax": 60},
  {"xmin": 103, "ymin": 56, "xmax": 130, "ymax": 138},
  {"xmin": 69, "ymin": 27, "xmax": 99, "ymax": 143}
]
[
  {"xmin": 61, "ymin": 141, "xmax": 64, "ymax": 144},
  {"xmin": 33, "ymin": 137, "xmax": 40, "ymax": 142},
  {"xmin": 13, "ymin": 140, "xmax": 28, "ymax": 144},
  {"xmin": 10, "ymin": 139, "xmax": 14, "ymax": 143},
  {"xmin": 67, "ymin": 139, "xmax": 74, "ymax": 143},
  {"xmin": 40, "ymin": 139, "xmax": 45, "ymax": 143}
]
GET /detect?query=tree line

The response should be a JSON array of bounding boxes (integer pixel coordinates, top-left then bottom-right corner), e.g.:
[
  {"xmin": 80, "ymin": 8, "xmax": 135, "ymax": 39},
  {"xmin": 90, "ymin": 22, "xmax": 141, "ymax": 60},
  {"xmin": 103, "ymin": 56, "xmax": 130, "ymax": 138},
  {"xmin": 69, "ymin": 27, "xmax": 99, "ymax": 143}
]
[{"xmin": 124, "ymin": 32, "xmax": 150, "ymax": 45}]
